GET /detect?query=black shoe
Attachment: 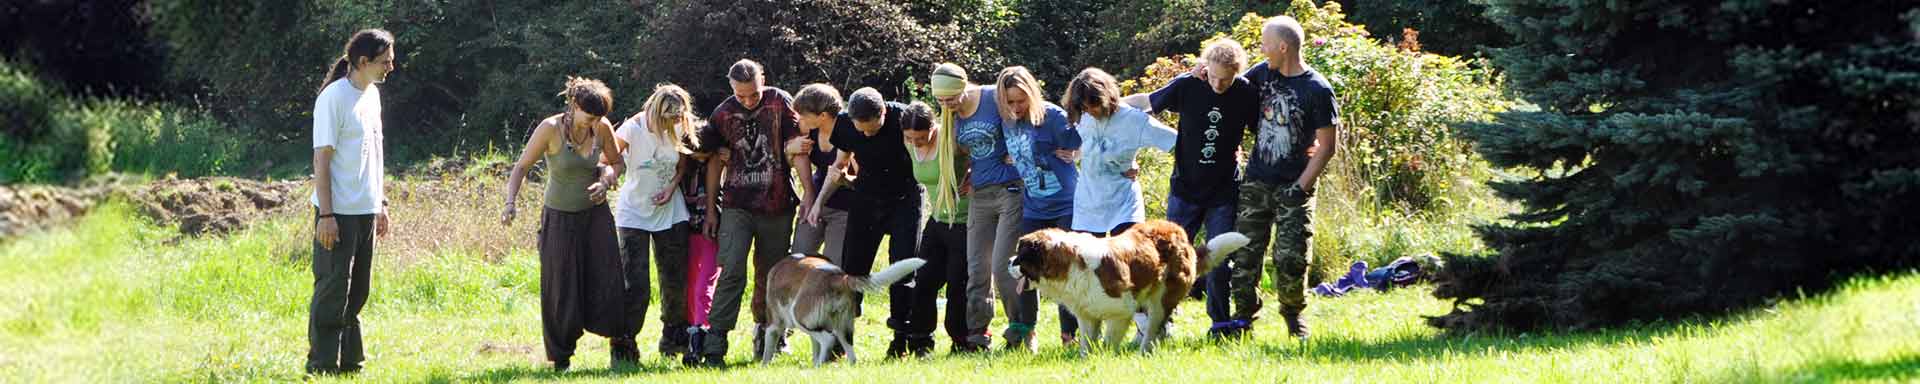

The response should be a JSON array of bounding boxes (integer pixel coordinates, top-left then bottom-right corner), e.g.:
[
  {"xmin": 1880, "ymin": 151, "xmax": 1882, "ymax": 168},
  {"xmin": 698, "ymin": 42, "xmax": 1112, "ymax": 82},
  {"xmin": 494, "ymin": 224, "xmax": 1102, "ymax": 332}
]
[
  {"xmin": 684, "ymin": 327, "xmax": 709, "ymax": 367},
  {"xmin": 1282, "ymin": 307, "xmax": 1310, "ymax": 340},
  {"xmin": 907, "ymin": 336, "xmax": 935, "ymax": 357},
  {"xmin": 610, "ymin": 337, "xmax": 640, "ymax": 367},
  {"xmin": 950, "ymin": 339, "xmax": 987, "ymax": 354},
  {"xmin": 884, "ymin": 337, "xmax": 909, "ymax": 358},
  {"xmin": 551, "ymin": 359, "xmax": 571, "ymax": 372},
  {"xmin": 699, "ymin": 354, "xmax": 726, "ymax": 368},
  {"xmin": 659, "ymin": 325, "xmax": 691, "ymax": 356}
]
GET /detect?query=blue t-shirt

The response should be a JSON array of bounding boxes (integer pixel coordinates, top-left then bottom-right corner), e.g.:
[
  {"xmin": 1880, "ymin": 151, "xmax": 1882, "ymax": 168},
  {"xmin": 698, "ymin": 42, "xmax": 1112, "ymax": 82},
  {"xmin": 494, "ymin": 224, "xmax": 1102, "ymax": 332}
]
[
  {"xmin": 1241, "ymin": 63, "xmax": 1340, "ymax": 185},
  {"xmin": 953, "ymin": 86, "xmax": 1021, "ymax": 187},
  {"xmin": 1005, "ymin": 103, "xmax": 1079, "ymax": 220},
  {"xmin": 1071, "ymin": 105, "xmax": 1177, "ymax": 233}
]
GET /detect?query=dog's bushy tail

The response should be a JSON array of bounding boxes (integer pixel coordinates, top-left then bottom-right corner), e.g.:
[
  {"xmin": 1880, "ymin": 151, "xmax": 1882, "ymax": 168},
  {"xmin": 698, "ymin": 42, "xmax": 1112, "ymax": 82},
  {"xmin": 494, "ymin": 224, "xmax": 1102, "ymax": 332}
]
[
  {"xmin": 1199, "ymin": 233, "xmax": 1252, "ymax": 272},
  {"xmin": 849, "ymin": 258, "xmax": 927, "ymax": 293}
]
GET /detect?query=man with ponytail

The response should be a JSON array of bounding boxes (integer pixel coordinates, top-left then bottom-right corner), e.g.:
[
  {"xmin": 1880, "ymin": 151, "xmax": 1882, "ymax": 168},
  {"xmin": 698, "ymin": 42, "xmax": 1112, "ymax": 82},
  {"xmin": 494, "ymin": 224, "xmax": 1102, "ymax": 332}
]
[{"xmin": 308, "ymin": 28, "xmax": 394, "ymax": 376}]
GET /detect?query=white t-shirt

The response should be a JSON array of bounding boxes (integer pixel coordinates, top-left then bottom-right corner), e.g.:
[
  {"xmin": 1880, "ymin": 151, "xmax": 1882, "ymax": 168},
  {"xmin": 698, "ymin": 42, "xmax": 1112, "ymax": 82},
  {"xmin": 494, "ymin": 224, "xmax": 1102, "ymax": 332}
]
[
  {"xmin": 613, "ymin": 117, "xmax": 691, "ymax": 231},
  {"xmin": 310, "ymin": 78, "xmax": 386, "ymax": 215},
  {"xmin": 1071, "ymin": 105, "xmax": 1177, "ymax": 233}
]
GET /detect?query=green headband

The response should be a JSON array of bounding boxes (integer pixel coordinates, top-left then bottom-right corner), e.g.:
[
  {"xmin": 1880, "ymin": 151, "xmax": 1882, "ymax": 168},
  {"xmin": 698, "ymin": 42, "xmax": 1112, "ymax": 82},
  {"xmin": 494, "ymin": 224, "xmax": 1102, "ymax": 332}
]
[{"xmin": 930, "ymin": 74, "xmax": 967, "ymax": 97}]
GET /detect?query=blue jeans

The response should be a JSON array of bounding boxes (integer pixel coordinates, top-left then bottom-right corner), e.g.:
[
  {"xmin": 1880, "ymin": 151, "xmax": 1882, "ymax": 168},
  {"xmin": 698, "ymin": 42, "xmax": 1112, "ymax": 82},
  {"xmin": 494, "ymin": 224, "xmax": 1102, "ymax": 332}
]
[{"xmin": 1167, "ymin": 194, "xmax": 1237, "ymax": 324}]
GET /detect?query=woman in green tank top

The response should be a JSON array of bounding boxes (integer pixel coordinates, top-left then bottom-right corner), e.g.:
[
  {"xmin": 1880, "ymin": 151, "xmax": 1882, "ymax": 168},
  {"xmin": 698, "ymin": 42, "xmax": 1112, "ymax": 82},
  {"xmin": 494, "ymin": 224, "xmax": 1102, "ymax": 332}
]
[
  {"xmin": 498, "ymin": 77, "xmax": 634, "ymax": 372},
  {"xmin": 902, "ymin": 101, "xmax": 988, "ymax": 353}
]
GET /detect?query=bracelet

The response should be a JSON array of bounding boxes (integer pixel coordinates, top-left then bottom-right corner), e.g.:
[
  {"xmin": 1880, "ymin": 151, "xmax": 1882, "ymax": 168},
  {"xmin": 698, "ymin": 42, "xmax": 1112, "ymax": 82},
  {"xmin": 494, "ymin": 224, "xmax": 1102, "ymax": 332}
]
[{"xmin": 317, "ymin": 213, "xmax": 335, "ymax": 219}]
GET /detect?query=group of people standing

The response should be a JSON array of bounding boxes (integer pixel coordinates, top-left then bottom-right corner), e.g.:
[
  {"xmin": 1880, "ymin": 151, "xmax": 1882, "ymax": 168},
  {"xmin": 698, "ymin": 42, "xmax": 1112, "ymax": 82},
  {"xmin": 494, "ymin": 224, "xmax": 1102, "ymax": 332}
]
[{"xmin": 302, "ymin": 15, "xmax": 1340, "ymax": 374}]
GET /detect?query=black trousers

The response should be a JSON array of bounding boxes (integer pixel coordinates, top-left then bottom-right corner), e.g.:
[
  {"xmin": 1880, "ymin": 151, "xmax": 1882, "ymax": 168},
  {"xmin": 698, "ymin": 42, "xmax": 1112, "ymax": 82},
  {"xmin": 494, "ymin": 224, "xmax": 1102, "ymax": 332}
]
[
  {"xmin": 841, "ymin": 191, "xmax": 925, "ymax": 335},
  {"xmin": 308, "ymin": 213, "xmax": 374, "ymax": 373},
  {"xmin": 912, "ymin": 220, "xmax": 970, "ymax": 341},
  {"xmin": 537, "ymin": 204, "xmax": 629, "ymax": 363}
]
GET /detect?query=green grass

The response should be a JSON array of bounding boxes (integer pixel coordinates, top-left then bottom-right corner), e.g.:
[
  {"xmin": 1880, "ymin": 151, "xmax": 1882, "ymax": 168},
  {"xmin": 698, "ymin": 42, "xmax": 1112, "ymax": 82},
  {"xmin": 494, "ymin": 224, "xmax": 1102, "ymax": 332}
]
[{"xmin": 0, "ymin": 202, "xmax": 1915, "ymax": 383}]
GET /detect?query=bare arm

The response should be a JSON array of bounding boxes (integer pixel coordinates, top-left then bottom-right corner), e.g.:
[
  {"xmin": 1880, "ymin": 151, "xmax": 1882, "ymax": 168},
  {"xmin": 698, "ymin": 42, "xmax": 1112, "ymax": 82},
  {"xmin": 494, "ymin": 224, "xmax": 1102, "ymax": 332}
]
[
  {"xmin": 807, "ymin": 151, "xmax": 852, "ymax": 225},
  {"xmin": 791, "ymin": 137, "xmax": 815, "ymax": 218},
  {"xmin": 1296, "ymin": 127, "xmax": 1338, "ymax": 192},
  {"xmin": 312, "ymin": 147, "xmax": 338, "ymax": 249},
  {"xmin": 702, "ymin": 148, "xmax": 728, "ymax": 237},
  {"xmin": 502, "ymin": 119, "xmax": 554, "ymax": 225},
  {"xmin": 593, "ymin": 118, "xmax": 623, "ymax": 201},
  {"xmin": 313, "ymin": 148, "xmax": 334, "ymax": 214}
]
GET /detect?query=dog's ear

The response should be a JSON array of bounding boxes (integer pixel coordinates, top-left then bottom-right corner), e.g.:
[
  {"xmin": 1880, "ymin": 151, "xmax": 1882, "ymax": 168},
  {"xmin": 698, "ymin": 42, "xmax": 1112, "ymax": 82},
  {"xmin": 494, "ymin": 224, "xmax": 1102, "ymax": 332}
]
[{"xmin": 1013, "ymin": 235, "xmax": 1047, "ymax": 268}]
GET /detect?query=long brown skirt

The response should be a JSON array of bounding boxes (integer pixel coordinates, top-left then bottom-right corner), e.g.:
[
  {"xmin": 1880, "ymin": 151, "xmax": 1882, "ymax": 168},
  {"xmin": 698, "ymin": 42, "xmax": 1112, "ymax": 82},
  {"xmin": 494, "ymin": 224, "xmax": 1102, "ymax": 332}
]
[{"xmin": 538, "ymin": 204, "xmax": 630, "ymax": 363}]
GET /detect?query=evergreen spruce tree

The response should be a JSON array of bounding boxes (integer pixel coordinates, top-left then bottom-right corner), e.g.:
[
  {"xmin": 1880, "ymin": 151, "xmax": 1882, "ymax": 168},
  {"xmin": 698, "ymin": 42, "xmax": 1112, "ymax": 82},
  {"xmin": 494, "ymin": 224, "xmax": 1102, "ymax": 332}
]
[{"xmin": 1434, "ymin": 0, "xmax": 1920, "ymax": 331}]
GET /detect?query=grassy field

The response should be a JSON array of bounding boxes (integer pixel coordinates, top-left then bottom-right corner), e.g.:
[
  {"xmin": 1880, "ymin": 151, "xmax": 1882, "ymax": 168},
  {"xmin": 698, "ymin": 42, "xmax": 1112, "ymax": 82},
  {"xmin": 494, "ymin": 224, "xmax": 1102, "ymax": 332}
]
[{"xmin": 0, "ymin": 199, "xmax": 1916, "ymax": 383}]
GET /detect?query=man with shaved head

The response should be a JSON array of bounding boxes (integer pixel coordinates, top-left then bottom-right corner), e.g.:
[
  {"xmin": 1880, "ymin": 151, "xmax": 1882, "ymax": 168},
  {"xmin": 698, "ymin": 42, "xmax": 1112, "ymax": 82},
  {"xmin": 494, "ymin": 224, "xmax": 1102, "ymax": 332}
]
[{"xmin": 1198, "ymin": 15, "xmax": 1341, "ymax": 341}]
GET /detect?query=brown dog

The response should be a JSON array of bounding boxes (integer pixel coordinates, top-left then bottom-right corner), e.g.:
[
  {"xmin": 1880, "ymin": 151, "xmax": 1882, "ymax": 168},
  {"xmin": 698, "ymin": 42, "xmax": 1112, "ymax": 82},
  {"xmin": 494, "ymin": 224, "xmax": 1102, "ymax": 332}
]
[
  {"xmin": 1009, "ymin": 220, "xmax": 1249, "ymax": 354},
  {"xmin": 759, "ymin": 253, "xmax": 926, "ymax": 366}
]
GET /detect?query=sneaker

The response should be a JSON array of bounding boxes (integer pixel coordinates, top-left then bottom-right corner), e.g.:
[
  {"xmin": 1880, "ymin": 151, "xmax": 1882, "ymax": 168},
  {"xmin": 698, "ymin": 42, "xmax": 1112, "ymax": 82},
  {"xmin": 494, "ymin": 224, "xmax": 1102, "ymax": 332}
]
[
  {"xmin": 1207, "ymin": 320, "xmax": 1253, "ymax": 341},
  {"xmin": 698, "ymin": 354, "xmax": 726, "ymax": 368},
  {"xmin": 884, "ymin": 337, "xmax": 909, "ymax": 359},
  {"xmin": 907, "ymin": 336, "xmax": 935, "ymax": 357}
]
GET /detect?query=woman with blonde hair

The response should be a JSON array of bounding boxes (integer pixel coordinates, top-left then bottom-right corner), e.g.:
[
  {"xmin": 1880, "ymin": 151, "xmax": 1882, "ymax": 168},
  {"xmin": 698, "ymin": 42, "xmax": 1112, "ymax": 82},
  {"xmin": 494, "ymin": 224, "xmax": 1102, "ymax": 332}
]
[
  {"xmin": 994, "ymin": 66, "xmax": 1086, "ymax": 347},
  {"xmin": 611, "ymin": 83, "xmax": 702, "ymax": 362}
]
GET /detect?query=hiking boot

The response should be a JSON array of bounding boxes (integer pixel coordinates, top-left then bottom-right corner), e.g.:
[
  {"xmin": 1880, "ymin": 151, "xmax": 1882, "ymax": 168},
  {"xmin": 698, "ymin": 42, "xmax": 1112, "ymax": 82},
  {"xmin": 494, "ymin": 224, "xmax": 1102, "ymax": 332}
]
[{"xmin": 1281, "ymin": 307, "xmax": 1310, "ymax": 340}]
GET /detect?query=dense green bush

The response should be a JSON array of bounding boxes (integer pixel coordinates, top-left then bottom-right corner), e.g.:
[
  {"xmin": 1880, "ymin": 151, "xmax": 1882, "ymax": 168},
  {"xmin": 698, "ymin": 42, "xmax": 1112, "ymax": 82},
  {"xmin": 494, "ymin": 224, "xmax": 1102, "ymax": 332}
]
[
  {"xmin": 1433, "ymin": 0, "xmax": 1920, "ymax": 331},
  {"xmin": 1, "ymin": 60, "xmax": 247, "ymax": 183},
  {"xmin": 1119, "ymin": 1, "xmax": 1514, "ymax": 282}
]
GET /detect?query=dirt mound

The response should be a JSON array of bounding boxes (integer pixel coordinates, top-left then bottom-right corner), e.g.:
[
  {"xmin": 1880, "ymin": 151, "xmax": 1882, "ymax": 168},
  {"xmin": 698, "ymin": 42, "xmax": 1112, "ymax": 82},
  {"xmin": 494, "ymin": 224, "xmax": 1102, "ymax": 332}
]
[
  {"xmin": 0, "ymin": 184, "xmax": 104, "ymax": 238},
  {"xmin": 124, "ymin": 177, "xmax": 303, "ymax": 236},
  {"xmin": 0, "ymin": 175, "xmax": 304, "ymax": 239}
]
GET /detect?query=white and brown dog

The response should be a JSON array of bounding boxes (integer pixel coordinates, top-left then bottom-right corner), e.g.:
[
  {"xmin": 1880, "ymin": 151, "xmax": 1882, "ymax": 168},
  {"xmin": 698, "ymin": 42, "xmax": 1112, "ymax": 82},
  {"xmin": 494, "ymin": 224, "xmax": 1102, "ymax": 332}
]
[
  {"xmin": 759, "ymin": 253, "xmax": 926, "ymax": 366},
  {"xmin": 1009, "ymin": 220, "xmax": 1250, "ymax": 354}
]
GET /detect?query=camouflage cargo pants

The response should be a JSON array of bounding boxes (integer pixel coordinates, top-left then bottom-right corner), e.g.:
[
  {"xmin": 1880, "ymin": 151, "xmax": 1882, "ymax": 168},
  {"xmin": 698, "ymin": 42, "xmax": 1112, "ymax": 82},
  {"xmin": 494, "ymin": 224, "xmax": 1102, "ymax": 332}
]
[{"xmin": 1229, "ymin": 180, "xmax": 1313, "ymax": 321}]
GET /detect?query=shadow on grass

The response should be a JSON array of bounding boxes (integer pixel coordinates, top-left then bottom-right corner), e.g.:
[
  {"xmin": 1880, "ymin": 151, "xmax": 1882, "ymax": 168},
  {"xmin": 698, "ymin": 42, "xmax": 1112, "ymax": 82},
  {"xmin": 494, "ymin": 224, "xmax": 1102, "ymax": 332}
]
[
  {"xmin": 1254, "ymin": 322, "xmax": 1694, "ymax": 363},
  {"xmin": 428, "ymin": 360, "xmax": 689, "ymax": 383}
]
